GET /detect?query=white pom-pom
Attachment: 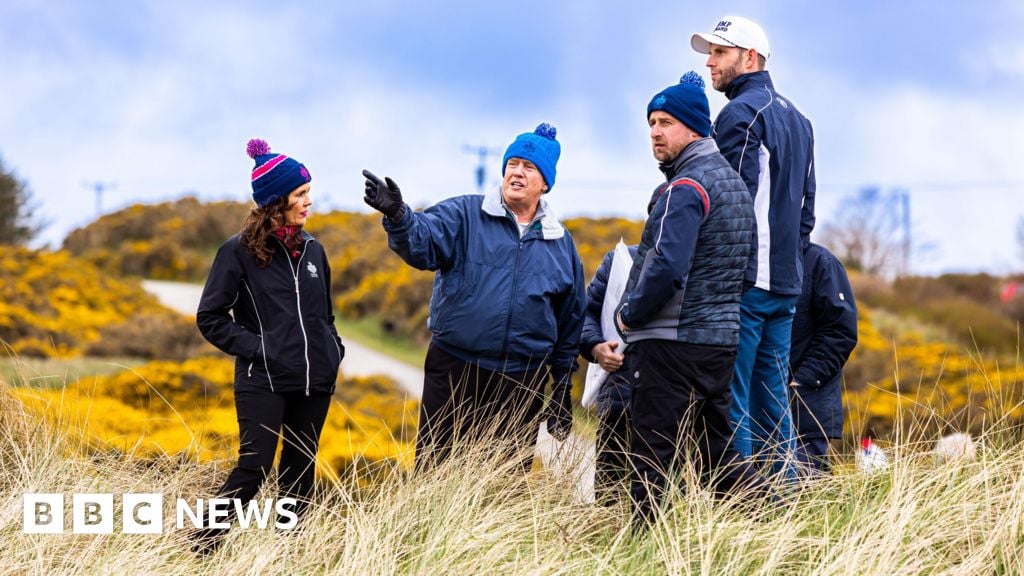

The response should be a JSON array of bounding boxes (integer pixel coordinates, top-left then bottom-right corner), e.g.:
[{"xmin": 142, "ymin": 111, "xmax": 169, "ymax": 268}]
[{"xmin": 933, "ymin": 432, "xmax": 976, "ymax": 463}]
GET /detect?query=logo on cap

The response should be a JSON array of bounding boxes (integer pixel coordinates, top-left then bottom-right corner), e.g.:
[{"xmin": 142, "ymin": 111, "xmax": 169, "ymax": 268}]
[
  {"xmin": 714, "ymin": 20, "xmax": 731, "ymax": 32},
  {"xmin": 523, "ymin": 142, "xmax": 536, "ymax": 153},
  {"xmin": 653, "ymin": 95, "xmax": 667, "ymax": 109}
]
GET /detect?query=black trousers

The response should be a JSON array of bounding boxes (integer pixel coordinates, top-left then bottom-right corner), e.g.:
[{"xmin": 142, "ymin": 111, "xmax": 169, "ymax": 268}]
[
  {"xmin": 214, "ymin": 387, "xmax": 332, "ymax": 521},
  {"xmin": 595, "ymin": 404, "xmax": 631, "ymax": 505},
  {"xmin": 795, "ymin": 435, "xmax": 833, "ymax": 475},
  {"xmin": 416, "ymin": 342, "xmax": 546, "ymax": 473},
  {"xmin": 629, "ymin": 339, "xmax": 773, "ymax": 524}
]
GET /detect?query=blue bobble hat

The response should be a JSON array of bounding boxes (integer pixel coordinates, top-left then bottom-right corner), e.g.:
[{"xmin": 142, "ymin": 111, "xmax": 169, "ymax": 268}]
[
  {"xmin": 647, "ymin": 72, "xmax": 712, "ymax": 138},
  {"xmin": 502, "ymin": 123, "xmax": 561, "ymax": 193},
  {"xmin": 246, "ymin": 138, "xmax": 311, "ymax": 208}
]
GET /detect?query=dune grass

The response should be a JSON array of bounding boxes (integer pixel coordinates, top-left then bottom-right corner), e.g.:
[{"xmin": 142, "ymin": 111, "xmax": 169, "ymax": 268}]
[{"xmin": 3, "ymin": 365, "xmax": 1024, "ymax": 575}]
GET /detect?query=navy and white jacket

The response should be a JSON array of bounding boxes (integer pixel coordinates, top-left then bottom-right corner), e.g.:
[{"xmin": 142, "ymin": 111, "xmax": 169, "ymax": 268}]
[
  {"xmin": 617, "ymin": 138, "xmax": 754, "ymax": 346},
  {"xmin": 789, "ymin": 239, "xmax": 858, "ymax": 439},
  {"xmin": 383, "ymin": 187, "xmax": 586, "ymax": 382},
  {"xmin": 713, "ymin": 70, "xmax": 816, "ymax": 296},
  {"xmin": 197, "ymin": 232, "xmax": 344, "ymax": 396}
]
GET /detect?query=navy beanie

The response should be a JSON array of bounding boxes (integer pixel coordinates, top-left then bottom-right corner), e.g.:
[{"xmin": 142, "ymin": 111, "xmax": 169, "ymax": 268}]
[
  {"xmin": 647, "ymin": 72, "xmax": 711, "ymax": 138},
  {"xmin": 502, "ymin": 123, "xmax": 561, "ymax": 192},
  {"xmin": 246, "ymin": 138, "xmax": 311, "ymax": 208}
]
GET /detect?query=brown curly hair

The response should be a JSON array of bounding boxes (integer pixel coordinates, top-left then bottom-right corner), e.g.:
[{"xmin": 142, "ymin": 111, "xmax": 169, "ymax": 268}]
[{"xmin": 239, "ymin": 196, "xmax": 298, "ymax": 268}]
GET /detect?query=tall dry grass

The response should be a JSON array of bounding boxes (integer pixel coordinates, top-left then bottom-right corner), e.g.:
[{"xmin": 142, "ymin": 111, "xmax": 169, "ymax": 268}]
[{"xmin": 3, "ymin": 365, "xmax": 1024, "ymax": 575}]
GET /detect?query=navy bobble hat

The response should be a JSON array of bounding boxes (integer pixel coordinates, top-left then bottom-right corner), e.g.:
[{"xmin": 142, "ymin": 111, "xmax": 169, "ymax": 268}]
[
  {"xmin": 647, "ymin": 72, "xmax": 712, "ymax": 137},
  {"xmin": 246, "ymin": 138, "xmax": 311, "ymax": 207},
  {"xmin": 502, "ymin": 123, "xmax": 561, "ymax": 192}
]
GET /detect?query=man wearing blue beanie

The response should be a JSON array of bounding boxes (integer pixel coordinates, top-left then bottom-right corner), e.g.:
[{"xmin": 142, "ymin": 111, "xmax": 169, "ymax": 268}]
[
  {"xmin": 362, "ymin": 124, "xmax": 586, "ymax": 475},
  {"xmin": 616, "ymin": 72, "xmax": 774, "ymax": 527}
]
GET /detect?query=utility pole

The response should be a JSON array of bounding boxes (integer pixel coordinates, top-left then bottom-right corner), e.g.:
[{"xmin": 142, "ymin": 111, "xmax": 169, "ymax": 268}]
[
  {"xmin": 83, "ymin": 181, "xmax": 116, "ymax": 216},
  {"xmin": 462, "ymin": 145, "xmax": 502, "ymax": 193},
  {"xmin": 896, "ymin": 188, "xmax": 911, "ymax": 277}
]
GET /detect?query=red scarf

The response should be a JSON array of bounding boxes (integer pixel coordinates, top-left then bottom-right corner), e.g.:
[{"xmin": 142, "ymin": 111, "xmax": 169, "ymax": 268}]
[{"xmin": 272, "ymin": 226, "xmax": 303, "ymax": 260}]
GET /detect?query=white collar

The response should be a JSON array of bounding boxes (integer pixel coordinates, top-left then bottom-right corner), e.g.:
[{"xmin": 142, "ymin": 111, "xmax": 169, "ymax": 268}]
[{"xmin": 481, "ymin": 187, "xmax": 565, "ymax": 240}]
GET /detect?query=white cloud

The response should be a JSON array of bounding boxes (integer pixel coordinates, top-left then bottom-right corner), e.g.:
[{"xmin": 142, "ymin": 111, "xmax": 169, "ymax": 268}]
[{"xmin": 2, "ymin": 2, "xmax": 1021, "ymax": 276}]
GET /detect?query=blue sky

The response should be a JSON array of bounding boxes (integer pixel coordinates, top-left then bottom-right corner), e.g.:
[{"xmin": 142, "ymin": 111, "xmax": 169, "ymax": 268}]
[{"xmin": 1, "ymin": 0, "xmax": 1022, "ymax": 274}]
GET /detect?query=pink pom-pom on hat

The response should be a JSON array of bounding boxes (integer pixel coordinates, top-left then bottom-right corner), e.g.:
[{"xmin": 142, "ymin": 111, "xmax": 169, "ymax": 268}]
[{"xmin": 246, "ymin": 138, "xmax": 272, "ymax": 159}]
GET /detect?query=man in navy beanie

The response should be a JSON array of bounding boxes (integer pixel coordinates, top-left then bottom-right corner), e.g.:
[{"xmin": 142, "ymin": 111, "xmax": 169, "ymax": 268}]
[
  {"xmin": 616, "ymin": 72, "xmax": 773, "ymax": 527},
  {"xmin": 362, "ymin": 124, "xmax": 586, "ymax": 475},
  {"xmin": 693, "ymin": 16, "xmax": 816, "ymax": 477}
]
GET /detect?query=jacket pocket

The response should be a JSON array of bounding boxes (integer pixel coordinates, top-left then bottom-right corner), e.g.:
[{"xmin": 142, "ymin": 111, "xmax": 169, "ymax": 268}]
[
  {"xmin": 323, "ymin": 320, "xmax": 344, "ymax": 366},
  {"xmin": 431, "ymin": 269, "xmax": 476, "ymax": 334}
]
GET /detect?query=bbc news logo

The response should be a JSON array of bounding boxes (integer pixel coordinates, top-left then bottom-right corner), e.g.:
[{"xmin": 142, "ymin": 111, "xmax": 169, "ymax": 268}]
[{"xmin": 23, "ymin": 493, "xmax": 298, "ymax": 534}]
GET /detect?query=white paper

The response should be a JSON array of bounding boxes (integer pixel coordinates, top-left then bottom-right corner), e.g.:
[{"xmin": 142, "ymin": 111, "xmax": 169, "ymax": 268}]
[{"xmin": 582, "ymin": 240, "xmax": 632, "ymax": 408}]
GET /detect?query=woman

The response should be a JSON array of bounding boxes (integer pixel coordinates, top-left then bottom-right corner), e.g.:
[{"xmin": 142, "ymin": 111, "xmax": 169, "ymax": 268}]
[{"xmin": 194, "ymin": 138, "xmax": 344, "ymax": 551}]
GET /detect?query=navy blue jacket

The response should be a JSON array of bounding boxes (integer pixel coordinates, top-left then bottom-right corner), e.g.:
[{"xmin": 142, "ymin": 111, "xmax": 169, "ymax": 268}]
[
  {"xmin": 713, "ymin": 70, "xmax": 816, "ymax": 296},
  {"xmin": 383, "ymin": 188, "xmax": 586, "ymax": 381},
  {"xmin": 618, "ymin": 138, "xmax": 754, "ymax": 347},
  {"xmin": 789, "ymin": 240, "xmax": 858, "ymax": 439},
  {"xmin": 197, "ymin": 232, "xmax": 344, "ymax": 396},
  {"xmin": 580, "ymin": 246, "xmax": 637, "ymax": 414}
]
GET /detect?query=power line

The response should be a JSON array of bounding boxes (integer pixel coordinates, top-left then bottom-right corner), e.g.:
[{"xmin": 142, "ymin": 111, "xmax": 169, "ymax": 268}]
[{"xmin": 819, "ymin": 179, "xmax": 1024, "ymax": 193}]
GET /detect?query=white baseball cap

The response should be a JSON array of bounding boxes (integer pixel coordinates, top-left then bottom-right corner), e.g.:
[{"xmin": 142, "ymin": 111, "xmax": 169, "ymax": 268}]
[{"xmin": 691, "ymin": 16, "xmax": 771, "ymax": 60}]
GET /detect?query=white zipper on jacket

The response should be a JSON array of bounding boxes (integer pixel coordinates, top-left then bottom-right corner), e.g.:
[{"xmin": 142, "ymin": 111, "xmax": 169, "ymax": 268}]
[
  {"xmin": 242, "ymin": 280, "xmax": 273, "ymax": 392},
  {"xmin": 275, "ymin": 237, "xmax": 314, "ymax": 396}
]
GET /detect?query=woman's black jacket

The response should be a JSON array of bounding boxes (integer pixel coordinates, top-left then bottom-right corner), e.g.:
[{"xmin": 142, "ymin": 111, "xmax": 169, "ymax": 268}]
[{"xmin": 197, "ymin": 232, "xmax": 344, "ymax": 395}]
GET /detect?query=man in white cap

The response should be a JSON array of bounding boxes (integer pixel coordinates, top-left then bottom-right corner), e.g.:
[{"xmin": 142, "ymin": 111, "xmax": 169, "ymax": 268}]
[{"xmin": 692, "ymin": 16, "xmax": 817, "ymax": 477}]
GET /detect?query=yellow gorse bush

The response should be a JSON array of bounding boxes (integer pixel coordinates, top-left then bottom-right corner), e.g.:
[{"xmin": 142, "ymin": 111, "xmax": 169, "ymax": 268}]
[
  {"xmin": 62, "ymin": 196, "xmax": 249, "ymax": 281},
  {"xmin": 0, "ymin": 248, "xmax": 168, "ymax": 357},
  {"xmin": 12, "ymin": 358, "xmax": 417, "ymax": 478},
  {"xmin": 842, "ymin": 305, "xmax": 1024, "ymax": 440}
]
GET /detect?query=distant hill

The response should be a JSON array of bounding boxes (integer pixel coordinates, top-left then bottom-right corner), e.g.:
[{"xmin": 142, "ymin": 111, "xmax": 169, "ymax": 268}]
[
  {"xmin": 63, "ymin": 196, "xmax": 249, "ymax": 281},
  {"xmin": 849, "ymin": 270, "xmax": 1024, "ymax": 356},
  {"xmin": 61, "ymin": 198, "xmax": 643, "ymax": 344}
]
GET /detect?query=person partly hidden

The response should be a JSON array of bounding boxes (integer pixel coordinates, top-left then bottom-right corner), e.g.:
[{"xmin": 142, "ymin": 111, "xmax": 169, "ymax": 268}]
[
  {"xmin": 193, "ymin": 138, "xmax": 344, "ymax": 554},
  {"xmin": 580, "ymin": 243, "xmax": 638, "ymax": 505},
  {"xmin": 788, "ymin": 236, "xmax": 858, "ymax": 475},
  {"xmin": 362, "ymin": 123, "xmax": 586, "ymax": 474},
  {"xmin": 616, "ymin": 72, "xmax": 777, "ymax": 528}
]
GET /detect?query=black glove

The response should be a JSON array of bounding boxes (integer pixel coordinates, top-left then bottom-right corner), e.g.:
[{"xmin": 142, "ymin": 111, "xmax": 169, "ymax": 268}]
[
  {"xmin": 544, "ymin": 375, "xmax": 573, "ymax": 442},
  {"xmin": 362, "ymin": 169, "xmax": 406, "ymax": 221}
]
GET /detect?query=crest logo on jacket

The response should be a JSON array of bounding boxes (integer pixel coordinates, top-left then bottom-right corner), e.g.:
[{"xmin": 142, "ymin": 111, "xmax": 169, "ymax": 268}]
[{"xmin": 306, "ymin": 262, "xmax": 318, "ymax": 278}]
